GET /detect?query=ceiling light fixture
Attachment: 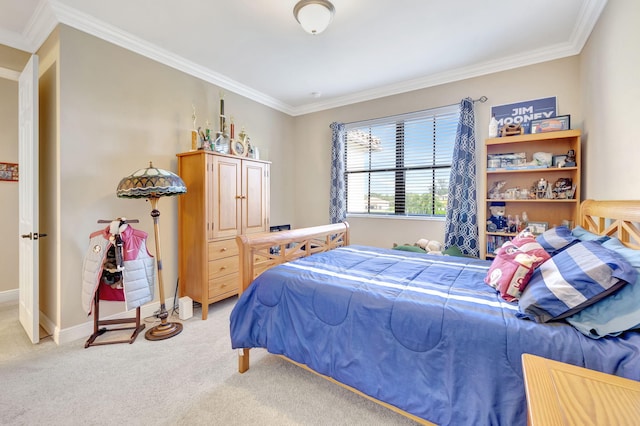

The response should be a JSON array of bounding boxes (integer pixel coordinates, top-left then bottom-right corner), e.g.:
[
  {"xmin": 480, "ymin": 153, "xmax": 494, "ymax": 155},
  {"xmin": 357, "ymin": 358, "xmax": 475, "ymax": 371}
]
[{"xmin": 293, "ymin": 0, "xmax": 335, "ymax": 35}]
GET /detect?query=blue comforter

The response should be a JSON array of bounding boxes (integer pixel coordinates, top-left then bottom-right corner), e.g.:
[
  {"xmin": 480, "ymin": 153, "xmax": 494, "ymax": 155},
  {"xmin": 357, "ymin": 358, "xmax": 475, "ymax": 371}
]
[{"xmin": 230, "ymin": 245, "xmax": 640, "ymax": 425}]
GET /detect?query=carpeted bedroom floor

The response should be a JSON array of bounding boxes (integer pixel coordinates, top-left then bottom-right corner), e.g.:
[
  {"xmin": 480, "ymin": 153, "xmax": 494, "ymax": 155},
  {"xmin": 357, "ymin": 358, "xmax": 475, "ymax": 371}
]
[{"xmin": 0, "ymin": 297, "xmax": 417, "ymax": 425}]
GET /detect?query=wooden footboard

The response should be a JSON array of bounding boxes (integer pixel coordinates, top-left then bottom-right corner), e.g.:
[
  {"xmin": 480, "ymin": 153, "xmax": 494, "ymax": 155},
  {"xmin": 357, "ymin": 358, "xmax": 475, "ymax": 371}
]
[
  {"xmin": 235, "ymin": 222, "xmax": 349, "ymax": 373},
  {"xmin": 236, "ymin": 222, "xmax": 350, "ymax": 294}
]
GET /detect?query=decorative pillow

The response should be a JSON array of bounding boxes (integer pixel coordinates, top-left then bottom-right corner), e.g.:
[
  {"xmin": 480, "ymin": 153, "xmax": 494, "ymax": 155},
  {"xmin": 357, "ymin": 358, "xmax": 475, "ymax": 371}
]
[
  {"xmin": 517, "ymin": 240, "xmax": 638, "ymax": 323},
  {"xmin": 566, "ymin": 237, "xmax": 640, "ymax": 338},
  {"xmin": 511, "ymin": 229, "xmax": 551, "ymax": 260},
  {"xmin": 485, "ymin": 232, "xmax": 550, "ymax": 302},
  {"xmin": 571, "ymin": 225, "xmax": 601, "ymax": 241},
  {"xmin": 536, "ymin": 226, "xmax": 578, "ymax": 256}
]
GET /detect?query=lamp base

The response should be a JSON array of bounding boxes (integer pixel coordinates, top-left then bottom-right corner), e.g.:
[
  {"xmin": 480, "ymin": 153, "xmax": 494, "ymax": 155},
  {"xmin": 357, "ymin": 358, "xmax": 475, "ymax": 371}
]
[{"xmin": 144, "ymin": 321, "xmax": 183, "ymax": 341}]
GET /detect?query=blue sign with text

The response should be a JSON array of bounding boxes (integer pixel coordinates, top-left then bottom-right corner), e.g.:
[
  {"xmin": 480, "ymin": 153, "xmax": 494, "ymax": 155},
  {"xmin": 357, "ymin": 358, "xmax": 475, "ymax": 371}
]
[{"xmin": 491, "ymin": 97, "xmax": 557, "ymax": 134}]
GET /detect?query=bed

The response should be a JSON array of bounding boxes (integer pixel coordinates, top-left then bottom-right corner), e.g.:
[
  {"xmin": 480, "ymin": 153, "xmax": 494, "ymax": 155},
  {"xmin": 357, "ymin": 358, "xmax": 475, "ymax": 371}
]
[{"xmin": 230, "ymin": 200, "xmax": 640, "ymax": 425}]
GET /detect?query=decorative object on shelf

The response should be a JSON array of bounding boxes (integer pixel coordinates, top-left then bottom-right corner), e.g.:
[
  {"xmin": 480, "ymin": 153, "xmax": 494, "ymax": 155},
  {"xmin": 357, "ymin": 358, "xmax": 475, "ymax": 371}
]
[
  {"xmin": 487, "ymin": 201, "xmax": 508, "ymax": 232},
  {"xmin": 491, "ymin": 97, "xmax": 557, "ymax": 135},
  {"xmin": 0, "ymin": 162, "xmax": 19, "ymax": 181},
  {"xmin": 116, "ymin": 162, "xmax": 187, "ymax": 341},
  {"xmin": 531, "ymin": 115, "xmax": 571, "ymax": 134},
  {"xmin": 527, "ymin": 221, "xmax": 549, "ymax": 235},
  {"xmin": 500, "ymin": 123, "xmax": 523, "ymax": 137},
  {"xmin": 231, "ymin": 138, "xmax": 247, "ymax": 157},
  {"xmin": 204, "ymin": 120, "xmax": 212, "ymax": 151},
  {"xmin": 293, "ymin": 0, "xmax": 335, "ymax": 35},
  {"xmin": 191, "ymin": 104, "xmax": 198, "ymax": 151},
  {"xmin": 553, "ymin": 178, "xmax": 573, "ymax": 199},
  {"xmin": 488, "ymin": 114, "xmax": 498, "ymax": 138},
  {"xmin": 488, "ymin": 180, "xmax": 506, "ymax": 199},
  {"xmin": 564, "ymin": 149, "xmax": 576, "ymax": 167},
  {"xmin": 536, "ymin": 178, "xmax": 548, "ymax": 199},
  {"xmin": 552, "ymin": 154, "xmax": 567, "ymax": 167},
  {"xmin": 530, "ymin": 152, "xmax": 552, "ymax": 167}
]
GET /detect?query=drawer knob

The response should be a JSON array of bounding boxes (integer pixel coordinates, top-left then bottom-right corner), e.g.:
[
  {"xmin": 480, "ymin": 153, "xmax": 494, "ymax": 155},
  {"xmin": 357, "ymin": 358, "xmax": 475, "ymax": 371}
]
[{"xmin": 221, "ymin": 247, "xmax": 227, "ymax": 252}]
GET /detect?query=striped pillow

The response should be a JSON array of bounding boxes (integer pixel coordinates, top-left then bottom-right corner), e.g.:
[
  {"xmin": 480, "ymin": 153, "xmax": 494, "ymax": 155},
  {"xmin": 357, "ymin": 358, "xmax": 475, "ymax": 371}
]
[
  {"xmin": 536, "ymin": 226, "xmax": 578, "ymax": 256},
  {"xmin": 516, "ymin": 240, "xmax": 638, "ymax": 323}
]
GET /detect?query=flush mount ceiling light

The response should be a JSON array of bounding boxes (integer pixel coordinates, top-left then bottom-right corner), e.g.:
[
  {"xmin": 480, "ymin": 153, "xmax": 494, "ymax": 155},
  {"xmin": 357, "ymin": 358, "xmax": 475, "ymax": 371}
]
[{"xmin": 293, "ymin": 0, "xmax": 335, "ymax": 35}]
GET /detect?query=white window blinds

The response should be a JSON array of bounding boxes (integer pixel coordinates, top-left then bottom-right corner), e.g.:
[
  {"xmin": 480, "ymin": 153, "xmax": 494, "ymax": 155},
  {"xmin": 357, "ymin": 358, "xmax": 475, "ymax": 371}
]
[{"xmin": 344, "ymin": 104, "xmax": 460, "ymax": 217}]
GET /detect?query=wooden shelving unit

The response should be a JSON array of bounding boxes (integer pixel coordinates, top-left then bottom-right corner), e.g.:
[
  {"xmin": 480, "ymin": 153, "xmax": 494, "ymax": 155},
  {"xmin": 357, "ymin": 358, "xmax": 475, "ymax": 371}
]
[{"xmin": 483, "ymin": 130, "xmax": 581, "ymax": 259}]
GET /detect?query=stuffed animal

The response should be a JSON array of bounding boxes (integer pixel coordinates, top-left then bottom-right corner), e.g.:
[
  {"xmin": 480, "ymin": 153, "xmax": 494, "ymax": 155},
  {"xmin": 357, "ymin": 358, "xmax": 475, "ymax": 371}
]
[
  {"xmin": 415, "ymin": 238, "xmax": 443, "ymax": 255},
  {"xmin": 487, "ymin": 201, "xmax": 508, "ymax": 232}
]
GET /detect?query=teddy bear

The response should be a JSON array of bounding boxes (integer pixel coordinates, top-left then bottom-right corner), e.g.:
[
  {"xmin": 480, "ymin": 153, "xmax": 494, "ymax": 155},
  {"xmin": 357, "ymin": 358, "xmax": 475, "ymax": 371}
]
[
  {"xmin": 415, "ymin": 238, "xmax": 443, "ymax": 255},
  {"xmin": 487, "ymin": 201, "xmax": 508, "ymax": 232}
]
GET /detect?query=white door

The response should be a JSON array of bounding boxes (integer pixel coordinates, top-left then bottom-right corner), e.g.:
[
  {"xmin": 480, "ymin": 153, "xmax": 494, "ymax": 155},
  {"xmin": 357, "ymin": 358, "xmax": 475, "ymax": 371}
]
[{"xmin": 18, "ymin": 55, "xmax": 39, "ymax": 344}]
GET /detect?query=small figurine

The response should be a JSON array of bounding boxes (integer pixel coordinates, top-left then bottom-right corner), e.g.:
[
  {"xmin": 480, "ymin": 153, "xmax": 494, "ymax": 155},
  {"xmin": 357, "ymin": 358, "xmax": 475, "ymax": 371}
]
[
  {"xmin": 536, "ymin": 178, "xmax": 548, "ymax": 199},
  {"xmin": 563, "ymin": 149, "xmax": 576, "ymax": 167},
  {"xmin": 488, "ymin": 180, "xmax": 506, "ymax": 199}
]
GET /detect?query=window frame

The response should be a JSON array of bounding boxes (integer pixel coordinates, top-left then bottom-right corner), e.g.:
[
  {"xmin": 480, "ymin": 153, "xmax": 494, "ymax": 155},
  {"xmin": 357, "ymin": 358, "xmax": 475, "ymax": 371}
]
[{"xmin": 344, "ymin": 104, "xmax": 460, "ymax": 219}]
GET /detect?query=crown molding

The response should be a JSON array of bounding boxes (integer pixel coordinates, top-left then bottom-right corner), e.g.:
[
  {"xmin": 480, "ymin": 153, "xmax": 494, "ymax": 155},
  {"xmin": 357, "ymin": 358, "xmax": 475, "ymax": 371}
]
[
  {"xmin": 22, "ymin": 0, "xmax": 58, "ymax": 52},
  {"xmin": 0, "ymin": 27, "xmax": 32, "ymax": 52},
  {"xmin": 0, "ymin": 66, "xmax": 20, "ymax": 81}
]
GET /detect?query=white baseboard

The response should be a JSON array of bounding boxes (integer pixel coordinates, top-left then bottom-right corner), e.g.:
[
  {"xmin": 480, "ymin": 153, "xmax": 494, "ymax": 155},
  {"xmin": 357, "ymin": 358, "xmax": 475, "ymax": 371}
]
[
  {"xmin": 0, "ymin": 289, "xmax": 19, "ymax": 304},
  {"xmin": 55, "ymin": 298, "xmax": 175, "ymax": 345}
]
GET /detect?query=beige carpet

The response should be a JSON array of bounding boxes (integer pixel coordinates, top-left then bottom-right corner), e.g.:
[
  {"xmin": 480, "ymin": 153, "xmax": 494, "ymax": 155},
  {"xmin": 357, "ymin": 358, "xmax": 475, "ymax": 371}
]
[{"xmin": 0, "ymin": 298, "xmax": 417, "ymax": 425}]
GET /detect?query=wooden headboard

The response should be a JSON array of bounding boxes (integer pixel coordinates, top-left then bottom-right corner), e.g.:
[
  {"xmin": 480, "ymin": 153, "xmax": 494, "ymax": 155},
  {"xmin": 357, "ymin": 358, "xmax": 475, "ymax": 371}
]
[
  {"xmin": 236, "ymin": 222, "xmax": 350, "ymax": 294},
  {"xmin": 580, "ymin": 199, "xmax": 640, "ymax": 249}
]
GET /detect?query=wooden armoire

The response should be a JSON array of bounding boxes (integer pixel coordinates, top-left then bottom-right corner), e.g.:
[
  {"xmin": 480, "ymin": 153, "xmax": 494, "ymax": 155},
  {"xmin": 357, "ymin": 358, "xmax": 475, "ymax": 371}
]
[{"xmin": 176, "ymin": 150, "xmax": 270, "ymax": 319}]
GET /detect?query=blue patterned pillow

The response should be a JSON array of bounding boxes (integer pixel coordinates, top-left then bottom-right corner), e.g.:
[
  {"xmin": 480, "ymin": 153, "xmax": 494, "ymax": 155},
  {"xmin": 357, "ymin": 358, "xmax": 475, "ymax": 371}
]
[
  {"xmin": 536, "ymin": 226, "xmax": 578, "ymax": 256},
  {"xmin": 566, "ymin": 238, "xmax": 640, "ymax": 338},
  {"xmin": 517, "ymin": 240, "xmax": 638, "ymax": 323}
]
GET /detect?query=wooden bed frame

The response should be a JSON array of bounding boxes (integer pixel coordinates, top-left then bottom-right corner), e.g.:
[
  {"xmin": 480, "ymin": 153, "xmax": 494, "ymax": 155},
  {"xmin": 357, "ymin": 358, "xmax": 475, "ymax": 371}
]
[{"xmin": 233, "ymin": 200, "xmax": 640, "ymax": 424}]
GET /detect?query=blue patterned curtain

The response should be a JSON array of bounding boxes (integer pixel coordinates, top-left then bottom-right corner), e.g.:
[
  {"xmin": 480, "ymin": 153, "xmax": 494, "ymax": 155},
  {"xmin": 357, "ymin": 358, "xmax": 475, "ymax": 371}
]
[
  {"xmin": 444, "ymin": 98, "xmax": 479, "ymax": 257},
  {"xmin": 329, "ymin": 122, "xmax": 346, "ymax": 223}
]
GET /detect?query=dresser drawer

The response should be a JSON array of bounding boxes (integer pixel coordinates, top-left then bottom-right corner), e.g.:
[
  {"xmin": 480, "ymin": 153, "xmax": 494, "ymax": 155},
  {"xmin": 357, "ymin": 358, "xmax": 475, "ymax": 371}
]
[
  {"xmin": 208, "ymin": 239, "xmax": 239, "ymax": 261},
  {"xmin": 208, "ymin": 255, "xmax": 239, "ymax": 279},
  {"xmin": 208, "ymin": 272, "xmax": 239, "ymax": 299}
]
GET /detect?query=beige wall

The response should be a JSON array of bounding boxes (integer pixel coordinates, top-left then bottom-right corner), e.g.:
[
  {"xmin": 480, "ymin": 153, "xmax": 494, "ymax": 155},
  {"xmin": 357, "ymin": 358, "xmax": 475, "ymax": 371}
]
[
  {"xmin": 293, "ymin": 57, "xmax": 581, "ymax": 248},
  {"xmin": 580, "ymin": 0, "xmax": 640, "ymax": 200},
  {"xmin": 54, "ymin": 26, "xmax": 295, "ymax": 330}
]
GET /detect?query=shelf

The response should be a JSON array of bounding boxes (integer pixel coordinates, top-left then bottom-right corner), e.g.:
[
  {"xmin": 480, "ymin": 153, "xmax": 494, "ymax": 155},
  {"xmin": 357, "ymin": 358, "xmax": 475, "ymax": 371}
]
[
  {"xmin": 485, "ymin": 199, "xmax": 578, "ymax": 203},
  {"xmin": 487, "ymin": 166, "xmax": 578, "ymax": 174},
  {"xmin": 486, "ymin": 232, "xmax": 517, "ymax": 237},
  {"xmin": 485, "ymin": 129, "xmax": 581, "ymax": 146}
]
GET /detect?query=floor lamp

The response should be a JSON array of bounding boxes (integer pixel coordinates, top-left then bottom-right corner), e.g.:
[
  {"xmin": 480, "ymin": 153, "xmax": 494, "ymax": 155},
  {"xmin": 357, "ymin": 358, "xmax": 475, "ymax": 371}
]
[{"xmin": 116, "ymin": 162, "xmax": 187, "ymax": 340}]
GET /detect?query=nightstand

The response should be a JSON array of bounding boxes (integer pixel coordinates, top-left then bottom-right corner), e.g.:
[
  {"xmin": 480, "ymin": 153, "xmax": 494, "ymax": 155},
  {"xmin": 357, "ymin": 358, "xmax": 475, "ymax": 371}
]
[{"xmin": 522, "ymin": 353, "xmax": 640, "ymax": 425}]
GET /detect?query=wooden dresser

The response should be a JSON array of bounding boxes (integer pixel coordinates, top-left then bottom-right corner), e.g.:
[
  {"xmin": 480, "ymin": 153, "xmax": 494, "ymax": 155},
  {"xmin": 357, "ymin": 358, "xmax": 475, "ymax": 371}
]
[
  {"xmin": 177, "ymin": 151, "xmax": 270, "ymax": 319},
  {"xmin": 522, "ymin": 353, "xmax": 640, "ymax": 425}
]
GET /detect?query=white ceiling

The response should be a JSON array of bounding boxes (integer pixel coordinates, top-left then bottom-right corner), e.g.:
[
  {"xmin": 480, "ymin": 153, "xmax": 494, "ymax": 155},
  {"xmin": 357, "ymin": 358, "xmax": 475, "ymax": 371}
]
[{"xmin": 0, "ymin": 0, "xmax": 607, "ymax": 116}]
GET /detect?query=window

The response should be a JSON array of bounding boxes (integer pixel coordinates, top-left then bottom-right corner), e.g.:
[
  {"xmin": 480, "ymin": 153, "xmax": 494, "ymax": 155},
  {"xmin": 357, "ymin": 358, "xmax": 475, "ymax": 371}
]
[{"xmin": 344, "ymin": 105, "xmax": 460, "ymax": 217}]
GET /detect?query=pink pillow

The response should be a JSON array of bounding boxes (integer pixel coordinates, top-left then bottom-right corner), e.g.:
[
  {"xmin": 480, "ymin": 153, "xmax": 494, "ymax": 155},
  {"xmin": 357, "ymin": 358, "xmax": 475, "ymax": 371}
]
[
  {"xmin": 485, "ymin": 231, "xmax": 550, "ymax": 302},
  {"xmin": 511, "ymin": 229, "xmax": 551, "ymax": 261}
]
